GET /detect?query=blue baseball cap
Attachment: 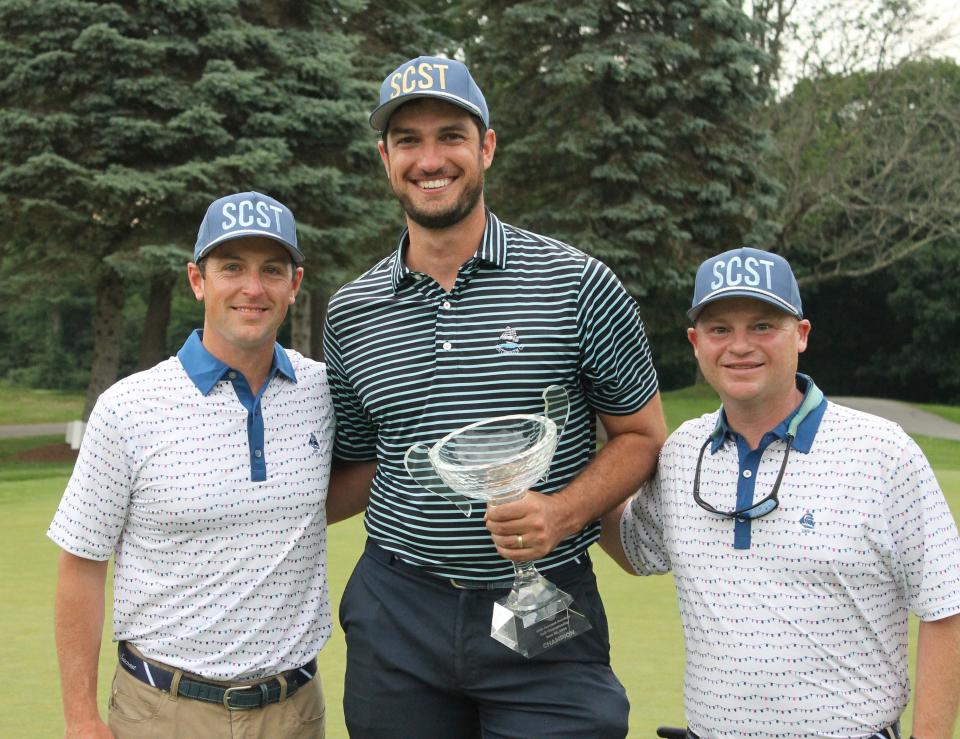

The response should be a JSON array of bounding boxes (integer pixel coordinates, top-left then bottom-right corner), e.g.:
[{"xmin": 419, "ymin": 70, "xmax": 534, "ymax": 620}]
[
  {"xmin": 369, "ymin": 55, "xmax": 489, "ymax": 132},
  {"xmin": 688, "ymin": 247, "xmax": 802, "ymax": 321},
  {"xmin": 194, "ymin": 191, "xmax": 303, "ymax": 264}
]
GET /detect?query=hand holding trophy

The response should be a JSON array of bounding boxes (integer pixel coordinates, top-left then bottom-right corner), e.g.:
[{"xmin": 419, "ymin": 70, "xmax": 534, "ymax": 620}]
[{"xmin": 404, "ymin": 385, "xmax": 591, "ymax": 658}]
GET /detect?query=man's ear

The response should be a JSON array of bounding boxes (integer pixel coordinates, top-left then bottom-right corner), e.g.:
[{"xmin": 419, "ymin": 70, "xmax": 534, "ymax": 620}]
[
  {"xmin": 687, "ymin": 326, "xmax": 700, "ymax": 359},
  {"xmin": 482, "ymin": 127, "xmax": 496, "ymax": 170},
  {"xmin": 796, "ymin": 319, "xmax": 811, "ymax": 354},
  {"xmin": 187, "ymin": 262, "xmax": 204, "ymax": 301},
  {"xmin": 378, "ymin": 140, "xmax": 390, "ymax": 178},
  {"xmin": 289, "ymin": 266, "xmax": 305, "ymax": 304}
]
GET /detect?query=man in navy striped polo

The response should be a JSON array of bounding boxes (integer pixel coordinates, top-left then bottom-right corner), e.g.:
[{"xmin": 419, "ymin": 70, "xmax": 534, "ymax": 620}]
[{"xmin": 323, "ymin": 56, "xmax": 667, "ymax": 737}]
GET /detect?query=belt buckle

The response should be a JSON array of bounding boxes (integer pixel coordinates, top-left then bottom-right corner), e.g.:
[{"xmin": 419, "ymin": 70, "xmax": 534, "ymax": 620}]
[{"xmin": 222, "ymin": 685, "xmax": 256, "ymax": 711}]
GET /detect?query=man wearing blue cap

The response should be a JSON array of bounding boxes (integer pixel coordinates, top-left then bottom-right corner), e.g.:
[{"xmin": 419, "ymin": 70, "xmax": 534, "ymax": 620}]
[
  {"xmin": 601, "ymin": 247, "xmax": 960, "ymax": 738},
  {"xmin": 49, "ymin": 192, "xmax": 334, "ymax": 738},
  {"xmin": 324, "ymin": 56, "xmax": 666, "ymax": 737}
]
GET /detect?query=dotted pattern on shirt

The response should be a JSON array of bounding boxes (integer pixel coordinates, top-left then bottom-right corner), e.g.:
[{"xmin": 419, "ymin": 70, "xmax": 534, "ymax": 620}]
[
  {"xmin": 621, "ymin": 400, "xmax": 960, "ymax": 739},
  {"xmin": 324, "ymin": 210, "xmax": 659, "ymax": 580},
  {"xmin": 48, "ymin": 350, "xmax": 335, "ymax": 680}
]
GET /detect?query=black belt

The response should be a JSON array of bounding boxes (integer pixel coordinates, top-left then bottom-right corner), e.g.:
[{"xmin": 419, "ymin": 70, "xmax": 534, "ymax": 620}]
[
  {"xmin": 118, "ymin": 642, "xmax": 316, "ymax": 711},
  {"xmin": 364, "ymin": 539, "xmax": 591, "ymax": 590}
]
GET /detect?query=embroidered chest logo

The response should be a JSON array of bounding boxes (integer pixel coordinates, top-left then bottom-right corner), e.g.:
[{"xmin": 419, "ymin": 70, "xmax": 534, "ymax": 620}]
[
  {"xmin": 495, "ymin": 326, "xmax": 523, "ymax": 354},
  {"xmin": 799, "ymin": 510, "xmax": 815, "ymax": 531},
  {"xmin": 308, "ymin": 432, "xmax": 321, "ymax": 451}
]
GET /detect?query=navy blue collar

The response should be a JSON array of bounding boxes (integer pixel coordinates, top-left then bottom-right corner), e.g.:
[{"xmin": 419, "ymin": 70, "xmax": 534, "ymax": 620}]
[
  {"xmin": 709, "ymin": 373, "xmax": 827, "ymax": 454},
  {"xmin": 176, "ymin": 330, "xmax": 296, "ymax": 396},
  {"xmin": 389, "ymin": 209, "xmax": 509, "ymax": 293}
]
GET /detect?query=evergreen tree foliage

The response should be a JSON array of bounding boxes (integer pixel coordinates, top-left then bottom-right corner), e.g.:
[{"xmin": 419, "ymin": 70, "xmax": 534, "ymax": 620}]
[
  {"xmin": 800, "ymin": 240, "xmax": 960, "ymax": 403},
  {"xmin": 0, "ymin": 0, "xmax": 378, "ymax": 414},
  {"xmin": 885, "ymin": 242, "xmax": 960, "ymax": 403},
  {"xmin": 348, "ymin": 0, "xmax": 460, "ymax": 66},
  {"xmin": 310, "ymin": 0, "xmax": 463, "ymax": 358},
  {"xmin": 460, "ymin": 0, "xmax": 778, "ymax": 385}
]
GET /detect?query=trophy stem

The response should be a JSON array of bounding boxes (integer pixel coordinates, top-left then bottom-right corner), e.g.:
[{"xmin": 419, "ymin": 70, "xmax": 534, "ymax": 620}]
[
  {"xmin": 512, "ymin": 561, "xmax": 542, "ymax": 593},
  {"xmin": 487, "ymin": 494, "xmax": 591, "ymax": 657}
]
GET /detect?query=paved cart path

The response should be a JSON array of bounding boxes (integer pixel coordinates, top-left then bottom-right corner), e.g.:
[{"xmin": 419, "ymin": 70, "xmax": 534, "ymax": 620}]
[
  {"xmin": 0, "ymin": 422, "xmax": 68, "ymax": 439},
  {"xmin": 3, "ymin": 399, "xmax": 960, "ymax": 441},
  {"xmin": 830, "ymin": 397, "xmax": 960, "ymax": 441}
]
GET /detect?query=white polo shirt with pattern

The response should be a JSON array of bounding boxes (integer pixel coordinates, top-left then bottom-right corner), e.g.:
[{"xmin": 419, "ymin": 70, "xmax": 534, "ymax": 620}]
[
  {"xmin": 48, "ymin": 330, "xmax": 335, "ymax": 680},
  {"xmin": 619, "ymin": 375, "xmax": 960, "ymax": 738}
]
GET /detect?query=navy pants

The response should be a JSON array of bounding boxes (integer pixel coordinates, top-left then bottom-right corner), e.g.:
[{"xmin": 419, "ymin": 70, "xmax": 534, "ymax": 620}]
[{"xmin": 341, "ymin": 541, "xmax": 629, "ymax": 738}]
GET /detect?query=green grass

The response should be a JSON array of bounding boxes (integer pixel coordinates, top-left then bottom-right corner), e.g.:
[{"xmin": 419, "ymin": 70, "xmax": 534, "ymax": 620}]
[
  {"xmin": 6, "ymin": 470, "xmax": 958, "ymax": 737},
  {"xmin": 661, "ymin": 384, "xmax": 721, "ymax": 432},
  {"xmin": 0, "ymin": 477, "xmax": 689, "ymax": 738},
  {"xmin": 3, "ymin": 391, "xmax": 959, "ymax": 737},
  {"xmin": 913, "ymin": 435, "xmax": 960, "ymax": 472},
  {"xmin": 916, "ymin": 402, "xmax": 960, "ymax": 426},
  {"xmin": 0, "ymin": 383, "xmax": 83, "ymax": 424}
]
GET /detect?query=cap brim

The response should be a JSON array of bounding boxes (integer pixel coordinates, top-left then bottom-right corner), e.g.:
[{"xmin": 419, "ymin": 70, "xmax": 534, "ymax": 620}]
[
  {"xmin": 195, "ymin": 230, "xmax": 304, "ymax": 264},
  {"xmin": 369, "ymin": 91, "xmax": 485, "ymax": 131},
  {"xmin": 688, "ymin": 287, "xmax": 801, "ymax": 321}
]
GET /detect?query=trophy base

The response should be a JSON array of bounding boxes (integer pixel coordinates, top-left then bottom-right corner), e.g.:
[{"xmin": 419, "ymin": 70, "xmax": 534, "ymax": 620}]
[{"xmin": 490, "ymin": 578, "xmax": 591, "ymax": 658}]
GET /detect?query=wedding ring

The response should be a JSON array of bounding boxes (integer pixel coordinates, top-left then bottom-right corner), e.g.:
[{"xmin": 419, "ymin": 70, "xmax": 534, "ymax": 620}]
[{"xmin": 516, "ymin": 534, "xmax": 524, "ymax": 549}]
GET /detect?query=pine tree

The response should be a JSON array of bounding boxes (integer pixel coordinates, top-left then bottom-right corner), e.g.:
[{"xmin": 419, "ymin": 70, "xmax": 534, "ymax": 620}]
[
  {"xmin": 461, "ymin": 0, "xmax": 778, "ymax": 384},
  {"xmin": 0, "ymin": 0, "xmax": 378, "ymax": 415}
]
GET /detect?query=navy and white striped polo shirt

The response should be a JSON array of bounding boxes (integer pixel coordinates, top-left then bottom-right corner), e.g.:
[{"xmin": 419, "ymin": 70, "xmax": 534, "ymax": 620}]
[{"xmin": 324, "ymin": 210, "xmax": 659, "ymax": 580}]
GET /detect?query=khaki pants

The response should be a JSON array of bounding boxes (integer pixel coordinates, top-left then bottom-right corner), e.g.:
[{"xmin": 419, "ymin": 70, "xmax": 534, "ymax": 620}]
[{"xmin": 108, "ymin": 655, "xmax": 325, "ymax": 739}]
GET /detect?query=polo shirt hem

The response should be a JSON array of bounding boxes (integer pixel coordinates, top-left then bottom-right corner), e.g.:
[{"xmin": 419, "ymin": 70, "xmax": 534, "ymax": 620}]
[{"xmin": 46, "ymin": 531, "xmax": 114, "ymax": 562}]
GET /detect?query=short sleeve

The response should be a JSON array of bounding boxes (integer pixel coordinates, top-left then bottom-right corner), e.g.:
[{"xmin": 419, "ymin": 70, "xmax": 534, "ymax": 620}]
[
  {"xmin": 47, "ymin": 392, "xmax": 133, "ymax": 560},
  {"xmin": 885, "ymin": 436, "xmax": 960, "ymax": 621},
  {"xmin": 577, "ymin": 258, "xmax": 659, "ymax": 415},
  {"xmin": 322, "ymin": 315, "xmax": 379, "ymax": 462},
  {"xmin": 620, "ymin": 478, "xmax": 671, "ymax": 576}
]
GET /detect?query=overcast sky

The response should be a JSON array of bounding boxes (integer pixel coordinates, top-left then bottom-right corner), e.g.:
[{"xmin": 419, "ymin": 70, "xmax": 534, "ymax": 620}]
[{"xmin": 919, "ymin": 0, "xmax": 960, "ymax": 59}]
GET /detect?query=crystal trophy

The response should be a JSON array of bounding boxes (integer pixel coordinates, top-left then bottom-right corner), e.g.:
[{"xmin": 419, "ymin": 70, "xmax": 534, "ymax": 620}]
[{"xmin": 404, "ymin": 385, "xmax": 591, "ymax": 658}]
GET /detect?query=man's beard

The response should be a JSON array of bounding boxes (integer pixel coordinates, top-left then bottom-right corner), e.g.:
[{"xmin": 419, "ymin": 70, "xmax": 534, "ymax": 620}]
[{"xmin": 395, "ymin": 174, "xmax": 484, "ymax": 230}]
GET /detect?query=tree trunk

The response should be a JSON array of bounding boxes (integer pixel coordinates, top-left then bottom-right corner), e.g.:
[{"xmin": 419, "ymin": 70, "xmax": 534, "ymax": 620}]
[
  {"xmin": 311, "ymin": 286, "xmax": 329, "ymax": 362},
  {"xmin": 136, "ymin": 271, "xmax": 176, "ymax": 371},
  {"xmin": 50, "ymin": 305, "xmax": 62, "ymax": 344},
  {"xmin": 291, "ymin": 289, "xmax": 311, "ymax": 356},
  {"xmin": 82, "ymin": 268, "xmax": 126, "ymax": 421}
]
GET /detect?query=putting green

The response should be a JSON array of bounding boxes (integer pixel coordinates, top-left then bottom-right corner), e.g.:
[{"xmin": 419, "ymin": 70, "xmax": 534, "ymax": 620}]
[{"xmin": 4, "ymin": 459, "xmax": 957, "ymax": 736}]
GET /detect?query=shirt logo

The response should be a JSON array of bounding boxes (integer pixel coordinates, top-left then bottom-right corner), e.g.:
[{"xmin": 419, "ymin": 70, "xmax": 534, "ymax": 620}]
[
  {"xmin": 495, "ymin": 326, "xmax": 523, "ymax": 354},
  {"xmin": 308, "ymin": 432, "xmax": 320, "ymax": 451},
  {"xmin": 799, "ymin": 510, "xmax": 815, "ymax": 530}
]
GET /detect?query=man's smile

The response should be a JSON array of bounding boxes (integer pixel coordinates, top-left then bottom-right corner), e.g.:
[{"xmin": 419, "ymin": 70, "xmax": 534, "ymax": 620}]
[
  {"xmin": 418, "ymin": 177, "xmax": 453, "ymax": 190},
  {"xmin": 232, "ymin": 305, "xmax": 269, "ymax": 314}
]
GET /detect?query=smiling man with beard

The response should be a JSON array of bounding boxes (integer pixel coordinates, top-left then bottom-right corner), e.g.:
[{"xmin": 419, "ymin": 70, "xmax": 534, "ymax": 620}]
[{"xmin": 322, "ymin": 56, "xmax": 666, "ymax": 737}]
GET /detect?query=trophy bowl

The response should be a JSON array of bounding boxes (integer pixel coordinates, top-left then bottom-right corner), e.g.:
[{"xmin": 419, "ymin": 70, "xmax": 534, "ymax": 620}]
[{"xmin": 429, "ymin": 415, "xmax": 557, "ymax": 504}]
